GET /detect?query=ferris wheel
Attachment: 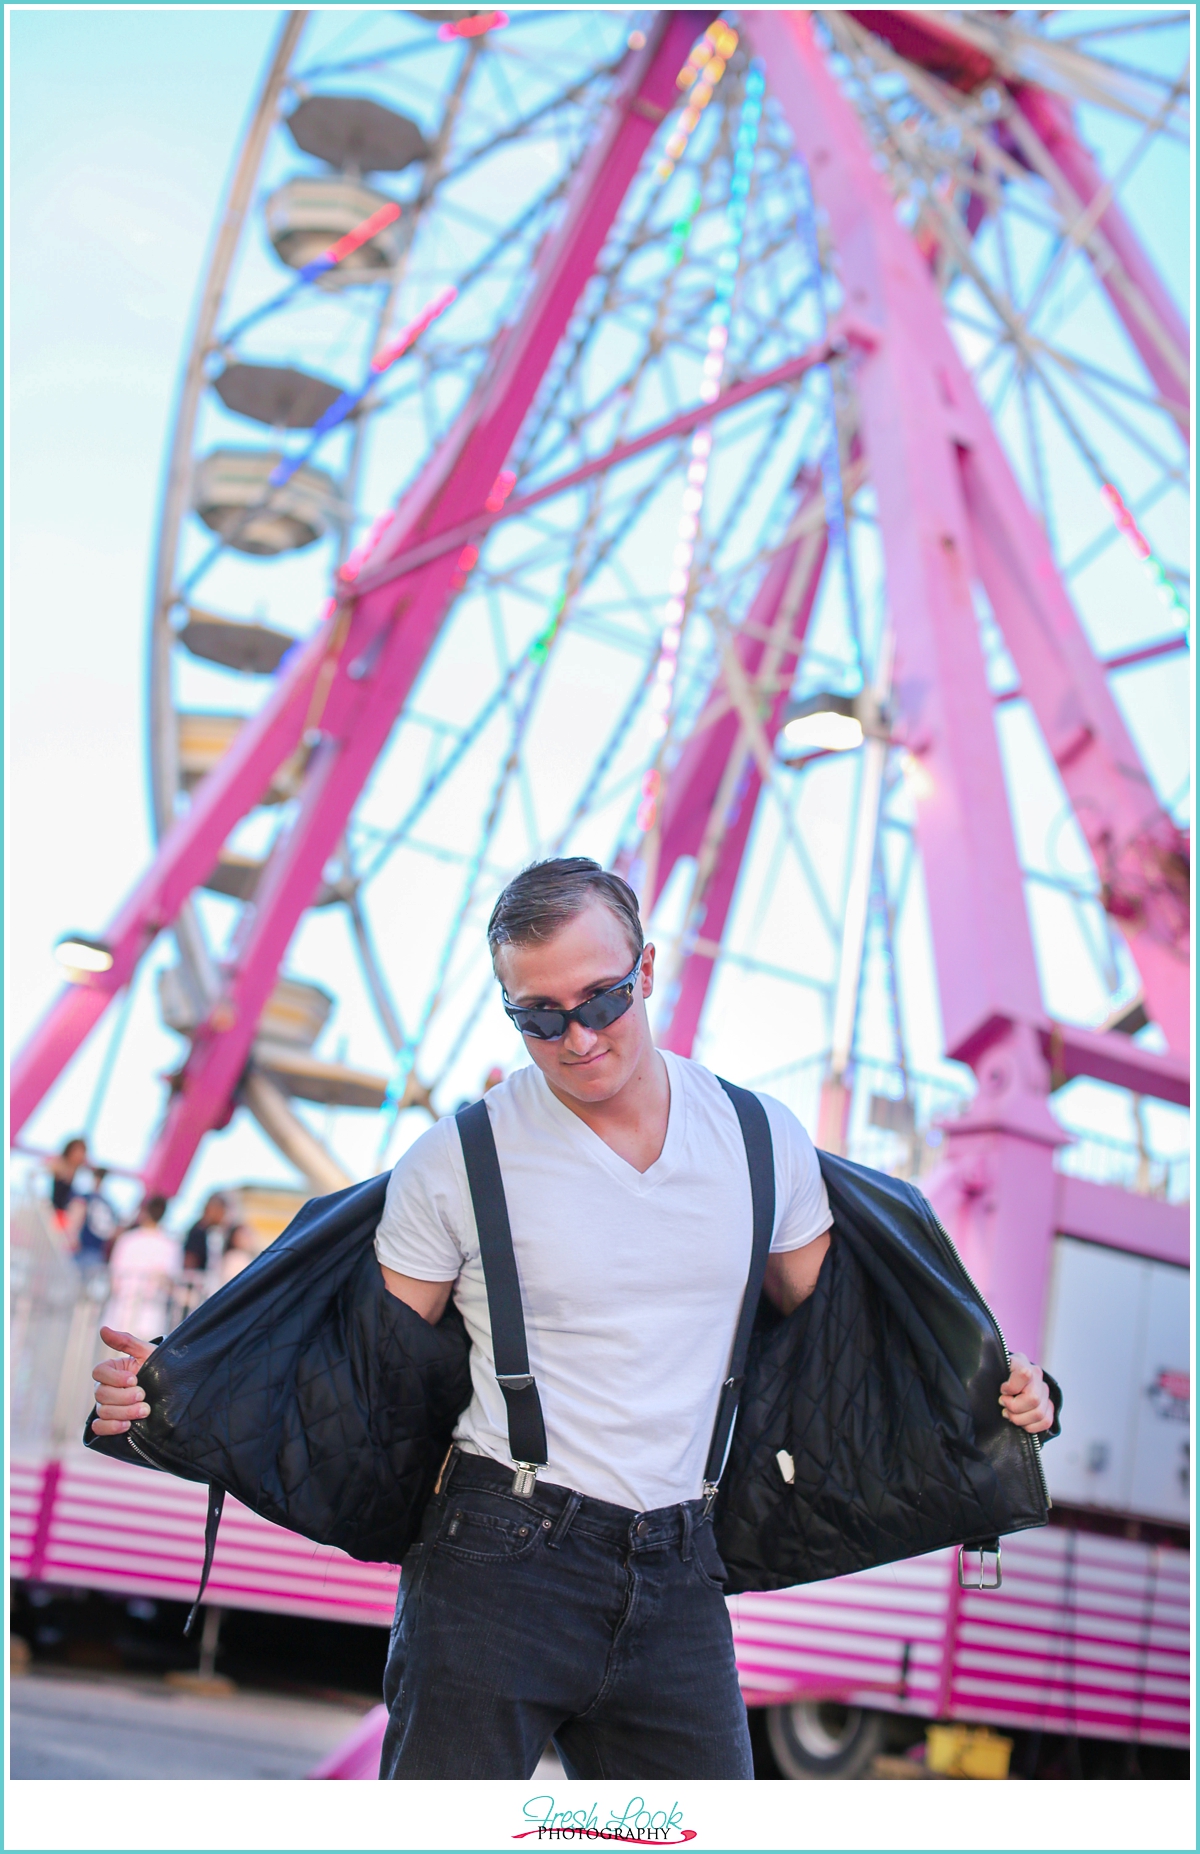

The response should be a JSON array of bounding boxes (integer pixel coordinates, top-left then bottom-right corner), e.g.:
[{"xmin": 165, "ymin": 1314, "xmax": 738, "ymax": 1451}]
[{"xmin": 14, "ymin": 7, "xmax": 1190, "ymax": 1277}]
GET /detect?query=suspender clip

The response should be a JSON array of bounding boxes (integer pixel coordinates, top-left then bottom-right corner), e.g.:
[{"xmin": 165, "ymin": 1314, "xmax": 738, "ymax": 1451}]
[{"xmin": 511, "ymin": 1463, "xmax": 540, "ymax": 1498}]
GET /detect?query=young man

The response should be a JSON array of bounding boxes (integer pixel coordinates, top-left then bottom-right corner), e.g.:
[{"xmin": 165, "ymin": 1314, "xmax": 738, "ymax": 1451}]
[{"xmin": 92, "ymin": 857, "xmax": 1053, "ymax": 1781}]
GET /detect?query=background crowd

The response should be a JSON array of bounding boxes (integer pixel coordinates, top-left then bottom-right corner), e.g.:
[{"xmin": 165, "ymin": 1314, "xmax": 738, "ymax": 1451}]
[{"xmin": 45, "ymin": 1140, "xmax": 255, "ymax": 1339}]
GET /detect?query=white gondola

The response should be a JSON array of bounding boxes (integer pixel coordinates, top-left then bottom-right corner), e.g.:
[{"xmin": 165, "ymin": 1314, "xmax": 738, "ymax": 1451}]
[
  {"xmin": 191, "ymin": 447, "xmax": 340, "ymax": 554},
  {"xmin": 264, "ymin": 176, "xmax": 404, "ymax": 285}
]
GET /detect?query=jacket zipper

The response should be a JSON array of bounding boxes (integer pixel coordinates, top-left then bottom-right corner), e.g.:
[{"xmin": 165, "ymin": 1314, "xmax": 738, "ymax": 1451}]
[
  {"xmin": 922, "ymin": 1204, "xmax": 1052, "ymax": 1513},
  {"xmin": 125, "ymin": 1429, "xmax": 162, "ymax": 1470}
]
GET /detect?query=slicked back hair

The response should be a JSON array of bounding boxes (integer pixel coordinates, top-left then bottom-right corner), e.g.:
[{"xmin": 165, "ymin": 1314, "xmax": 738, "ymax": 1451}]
[{"xmin": 487, "ymin": 858, "xmax": 644, "ymax": 969}]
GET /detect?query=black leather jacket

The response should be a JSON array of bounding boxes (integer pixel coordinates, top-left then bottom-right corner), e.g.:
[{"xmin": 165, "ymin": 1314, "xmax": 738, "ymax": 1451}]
[{"xmin": 86, "ymin": 1152, "xmax": 1057, "ymax": 1592}]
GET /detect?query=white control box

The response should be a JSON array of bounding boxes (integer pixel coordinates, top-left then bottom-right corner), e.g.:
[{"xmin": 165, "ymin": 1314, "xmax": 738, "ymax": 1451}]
[{"xmin": 1041, "ymin": 1236, "xmax": 1190, "ymax": 1524}]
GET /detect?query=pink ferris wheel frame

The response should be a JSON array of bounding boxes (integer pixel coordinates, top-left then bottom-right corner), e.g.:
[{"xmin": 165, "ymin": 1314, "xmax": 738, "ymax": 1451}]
[{"xmin": 11, "ymin": 10, "xmax": 1189, "ymax": 1363}]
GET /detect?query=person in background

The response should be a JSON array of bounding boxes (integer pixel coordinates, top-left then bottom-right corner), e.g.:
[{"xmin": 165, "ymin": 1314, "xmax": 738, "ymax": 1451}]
[
  {"xmin": 48, "ymin": 1137, "xmax": 88, "ymax": 1223},
  {"xmin": 218, "ymin": 1225, "xmax": 256, "ymax": 1287},
  {"xmin": 183, "ymin": 1193, "xmax": 228, "ymax": 1274},
  {"xmin": 72, "ymin": 1167, "xmax": 119, "ymax": 1274},
  {"xmin": 104, "ymin": 1197, "xmax": 180, "ymax": 1341}
]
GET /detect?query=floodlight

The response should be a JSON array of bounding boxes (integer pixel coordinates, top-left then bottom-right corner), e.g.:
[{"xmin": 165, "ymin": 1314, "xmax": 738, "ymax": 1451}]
[{"xmin": 54, "ymin": 935, "xmax": 114, "ymax": 976}]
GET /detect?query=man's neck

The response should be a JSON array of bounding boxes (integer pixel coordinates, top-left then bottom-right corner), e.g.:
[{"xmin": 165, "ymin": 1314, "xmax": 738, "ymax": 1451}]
[{"xmin": 544, "ymin": 1042, "xmax": 672, "ymax": 1174}]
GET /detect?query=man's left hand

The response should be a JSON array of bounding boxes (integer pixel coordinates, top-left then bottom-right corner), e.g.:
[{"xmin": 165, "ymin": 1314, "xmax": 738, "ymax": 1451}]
[{"xmin": 999, "ymin": 1353, "xmax": 1054, "ymax": 1433}]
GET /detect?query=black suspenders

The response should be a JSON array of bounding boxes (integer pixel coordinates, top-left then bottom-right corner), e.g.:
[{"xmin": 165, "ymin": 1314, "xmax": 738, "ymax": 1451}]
[
  {"xmin": 454, "ymin": 1076, "xmax": 775, "ymax": 1505},
  {"xmin": 703, "ymin": 1079, "xmax": 776, "ymax": 1508},
  {"xmin": 455, "ymin": 1100, "xmax": 548, "ymax": 1495}
]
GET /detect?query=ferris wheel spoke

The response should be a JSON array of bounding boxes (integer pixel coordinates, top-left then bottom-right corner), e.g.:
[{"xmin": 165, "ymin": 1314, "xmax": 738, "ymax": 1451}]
[
  {"xmin": 344, "ymin": 888, "xmax": 405, "ymax": 1058},
  {"xmin": 1057, "ymin": 17, "xmax": 1190, "ymax": 49},
  {"xmin": 949, "ymin": 305, "xmax": 1187, "ymax": 428},
  {"xmin": 878, "ymin": 139, "xmax": 1186, "ymax": 501},
  {"xmin": 1016, "ymin": 61, "xmax": 1190, "ymax": 335},
  {"xmin": 1045, "ymin": 363, "xmax": 1188, "ymax": 492},
  {"xmin": 440, "ymin": 54, "xmax": 622, "ymax": 187}
]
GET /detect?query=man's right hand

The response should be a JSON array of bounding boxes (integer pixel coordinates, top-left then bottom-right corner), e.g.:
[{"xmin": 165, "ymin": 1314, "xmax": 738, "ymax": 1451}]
[{"xmin": 91, "ymin": 1328, "xmax": 155, "ymax": 1435}]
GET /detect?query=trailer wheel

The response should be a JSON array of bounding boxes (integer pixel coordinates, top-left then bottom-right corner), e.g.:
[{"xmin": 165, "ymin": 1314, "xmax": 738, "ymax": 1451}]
[{"xmin": 765, "ymin": 1702, "xmax": 886, "ymax": 1779}]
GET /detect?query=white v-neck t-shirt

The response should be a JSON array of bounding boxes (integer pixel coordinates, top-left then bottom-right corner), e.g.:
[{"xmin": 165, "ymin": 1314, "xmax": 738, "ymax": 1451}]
[{"xmin": 374, "ymin": 1050, "xmax": 832, "ymax": 1512}]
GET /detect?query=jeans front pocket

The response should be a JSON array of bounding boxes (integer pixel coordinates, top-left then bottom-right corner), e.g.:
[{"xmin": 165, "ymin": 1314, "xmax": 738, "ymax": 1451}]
[
  {"xmin": 691, "ymin": 1519, "xmax": 731, "ymax": 1593},
  {"xmin": 435, "ymin": 1492, "xmax": 548, "ymax": 1564}
]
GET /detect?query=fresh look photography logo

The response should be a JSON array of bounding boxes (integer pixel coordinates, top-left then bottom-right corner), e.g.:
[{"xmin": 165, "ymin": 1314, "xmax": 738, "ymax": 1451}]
[{"xmin": 515, "ymin": 1796, "xmax": 697, "ymax": 1845}]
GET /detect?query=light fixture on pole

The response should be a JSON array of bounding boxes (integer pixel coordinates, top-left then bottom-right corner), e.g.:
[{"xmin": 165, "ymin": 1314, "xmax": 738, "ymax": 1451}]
[
  {"xmin": 54, "ymin": 934, "xmax": 115, "ymax": 979},
  {"xmin": 778, "ymin": 687, "xmax": 890, "ymax": 762}
]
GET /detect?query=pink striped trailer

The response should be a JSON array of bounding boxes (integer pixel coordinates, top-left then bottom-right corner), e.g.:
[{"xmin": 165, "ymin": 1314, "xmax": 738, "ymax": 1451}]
[
  {"xmin": 11, "ymin": 1451, "xmax": 401, "ymax": 1629},
  {"xmin": 730, "ymin": 1529, "xmax": 1189, "ymax": 1774},
  {"xmin": 13, "ymin": 1447, "xmax": 1188, "ymax": 1778}
]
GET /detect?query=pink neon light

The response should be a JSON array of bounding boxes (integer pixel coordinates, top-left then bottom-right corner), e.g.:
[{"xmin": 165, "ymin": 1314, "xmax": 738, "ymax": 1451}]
[
  {"xmin": 484, "ymin": 468, "xmax": 517, "ymax": 513},
  {"xmin": 340, "ymin": 511, "xmax": 395, "ymax": 586},
  {"xmin": 1102, "ymin": 482, "xmax": 1152, "ymax": 559},
  {"xmin": 450, "ymin": 542, "xmax": 480, "ymax": 589},
  {"xmin": 371, "ymin": 285, "xmax": 457, "ymax": 373},
  {"xmin": 324, "ymin": 200, "xmax": 402, "ymax": 267},
  {"xmin": 438, "ymin": 11, "xmax": 507, "ymax": 41}
]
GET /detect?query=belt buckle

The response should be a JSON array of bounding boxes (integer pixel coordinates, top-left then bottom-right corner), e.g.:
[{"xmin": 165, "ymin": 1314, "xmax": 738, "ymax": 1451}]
[{"xmin": 957, "ymin": 1542, "xmax": 1002, "ymax": 1590}]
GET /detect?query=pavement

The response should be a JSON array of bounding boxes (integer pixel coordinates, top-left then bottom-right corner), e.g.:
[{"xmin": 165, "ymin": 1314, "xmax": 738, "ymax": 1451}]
[
  {"xmin": 10, "ymin": 1669, "xmax": 375, "ymax": 1780},
  {"xmin": 8, "ymin": 1668, "xmax": 567, "ymax": 1780}
]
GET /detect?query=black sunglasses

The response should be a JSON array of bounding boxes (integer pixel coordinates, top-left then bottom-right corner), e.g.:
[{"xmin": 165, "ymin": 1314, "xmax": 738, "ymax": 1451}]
[{"xmin": 502, "ymin": 953, "xmax": 644, "ymax": 1042}]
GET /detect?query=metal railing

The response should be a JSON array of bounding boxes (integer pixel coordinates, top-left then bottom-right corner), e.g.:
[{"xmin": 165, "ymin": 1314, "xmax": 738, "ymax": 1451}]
[
  {"xmin": 1054, "ymin": 1129, "xmax": 1190, "ymax": 1204},
  {"xmin": 844, "ymin": 1058, "xmax": 1190, "ymax": 1204},
  {"xmin": 9, "ymin": 1193, "xmax": 215, "ymax": 1457}
]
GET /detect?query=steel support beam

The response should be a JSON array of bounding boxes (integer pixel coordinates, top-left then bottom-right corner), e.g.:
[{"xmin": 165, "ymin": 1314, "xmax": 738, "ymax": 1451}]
[
  {"xmin": 753, "ymin": 11, "xmax": 1188, "ymax": 1357},
  {"xmin": 752, "ymin": 10, "xmax": 1049, "ymax": 1054},
  {"xmin": 958, "ymin": 437, "xmax": 1190, "ymax": 1056},
  {"xmin": 750, "ymin": 10, "xmax": 1064, "ymax": 1356}
]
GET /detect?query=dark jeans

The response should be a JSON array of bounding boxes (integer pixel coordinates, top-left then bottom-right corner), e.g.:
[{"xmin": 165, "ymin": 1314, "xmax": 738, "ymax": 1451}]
[{"xmin": 380, "ymin": 1450, "xmax": 754, "ymax": 1780}]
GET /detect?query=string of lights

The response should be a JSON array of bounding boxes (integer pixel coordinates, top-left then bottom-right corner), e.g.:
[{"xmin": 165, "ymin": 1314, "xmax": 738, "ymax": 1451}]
[
  {"xmin": 270, "ymin": 285, "xmax": 457, "ymax": 494},
  {"xmin": 655, "ymin": 19, "xmax": 740, "ymax": 183},
  {"xmin": 1101, "ymin": 482, "xmax": 1190, "ymax": 627},
  {"xmin": 220, "ymin": 199, "xmax": 403, "ymax": 347},
  {"xmin": 438, "ymin": 11, "xmax": 507, "ymax": 41},
  {"xmin": 634, "ymin": 57, "xmax": 766, "ymax": 866}
]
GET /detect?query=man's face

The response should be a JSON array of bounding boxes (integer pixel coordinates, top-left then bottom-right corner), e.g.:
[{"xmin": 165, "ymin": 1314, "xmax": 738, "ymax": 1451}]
[{"xmin": 494, "ymin": 900, "xmax": 655, "ymax": 1106}]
